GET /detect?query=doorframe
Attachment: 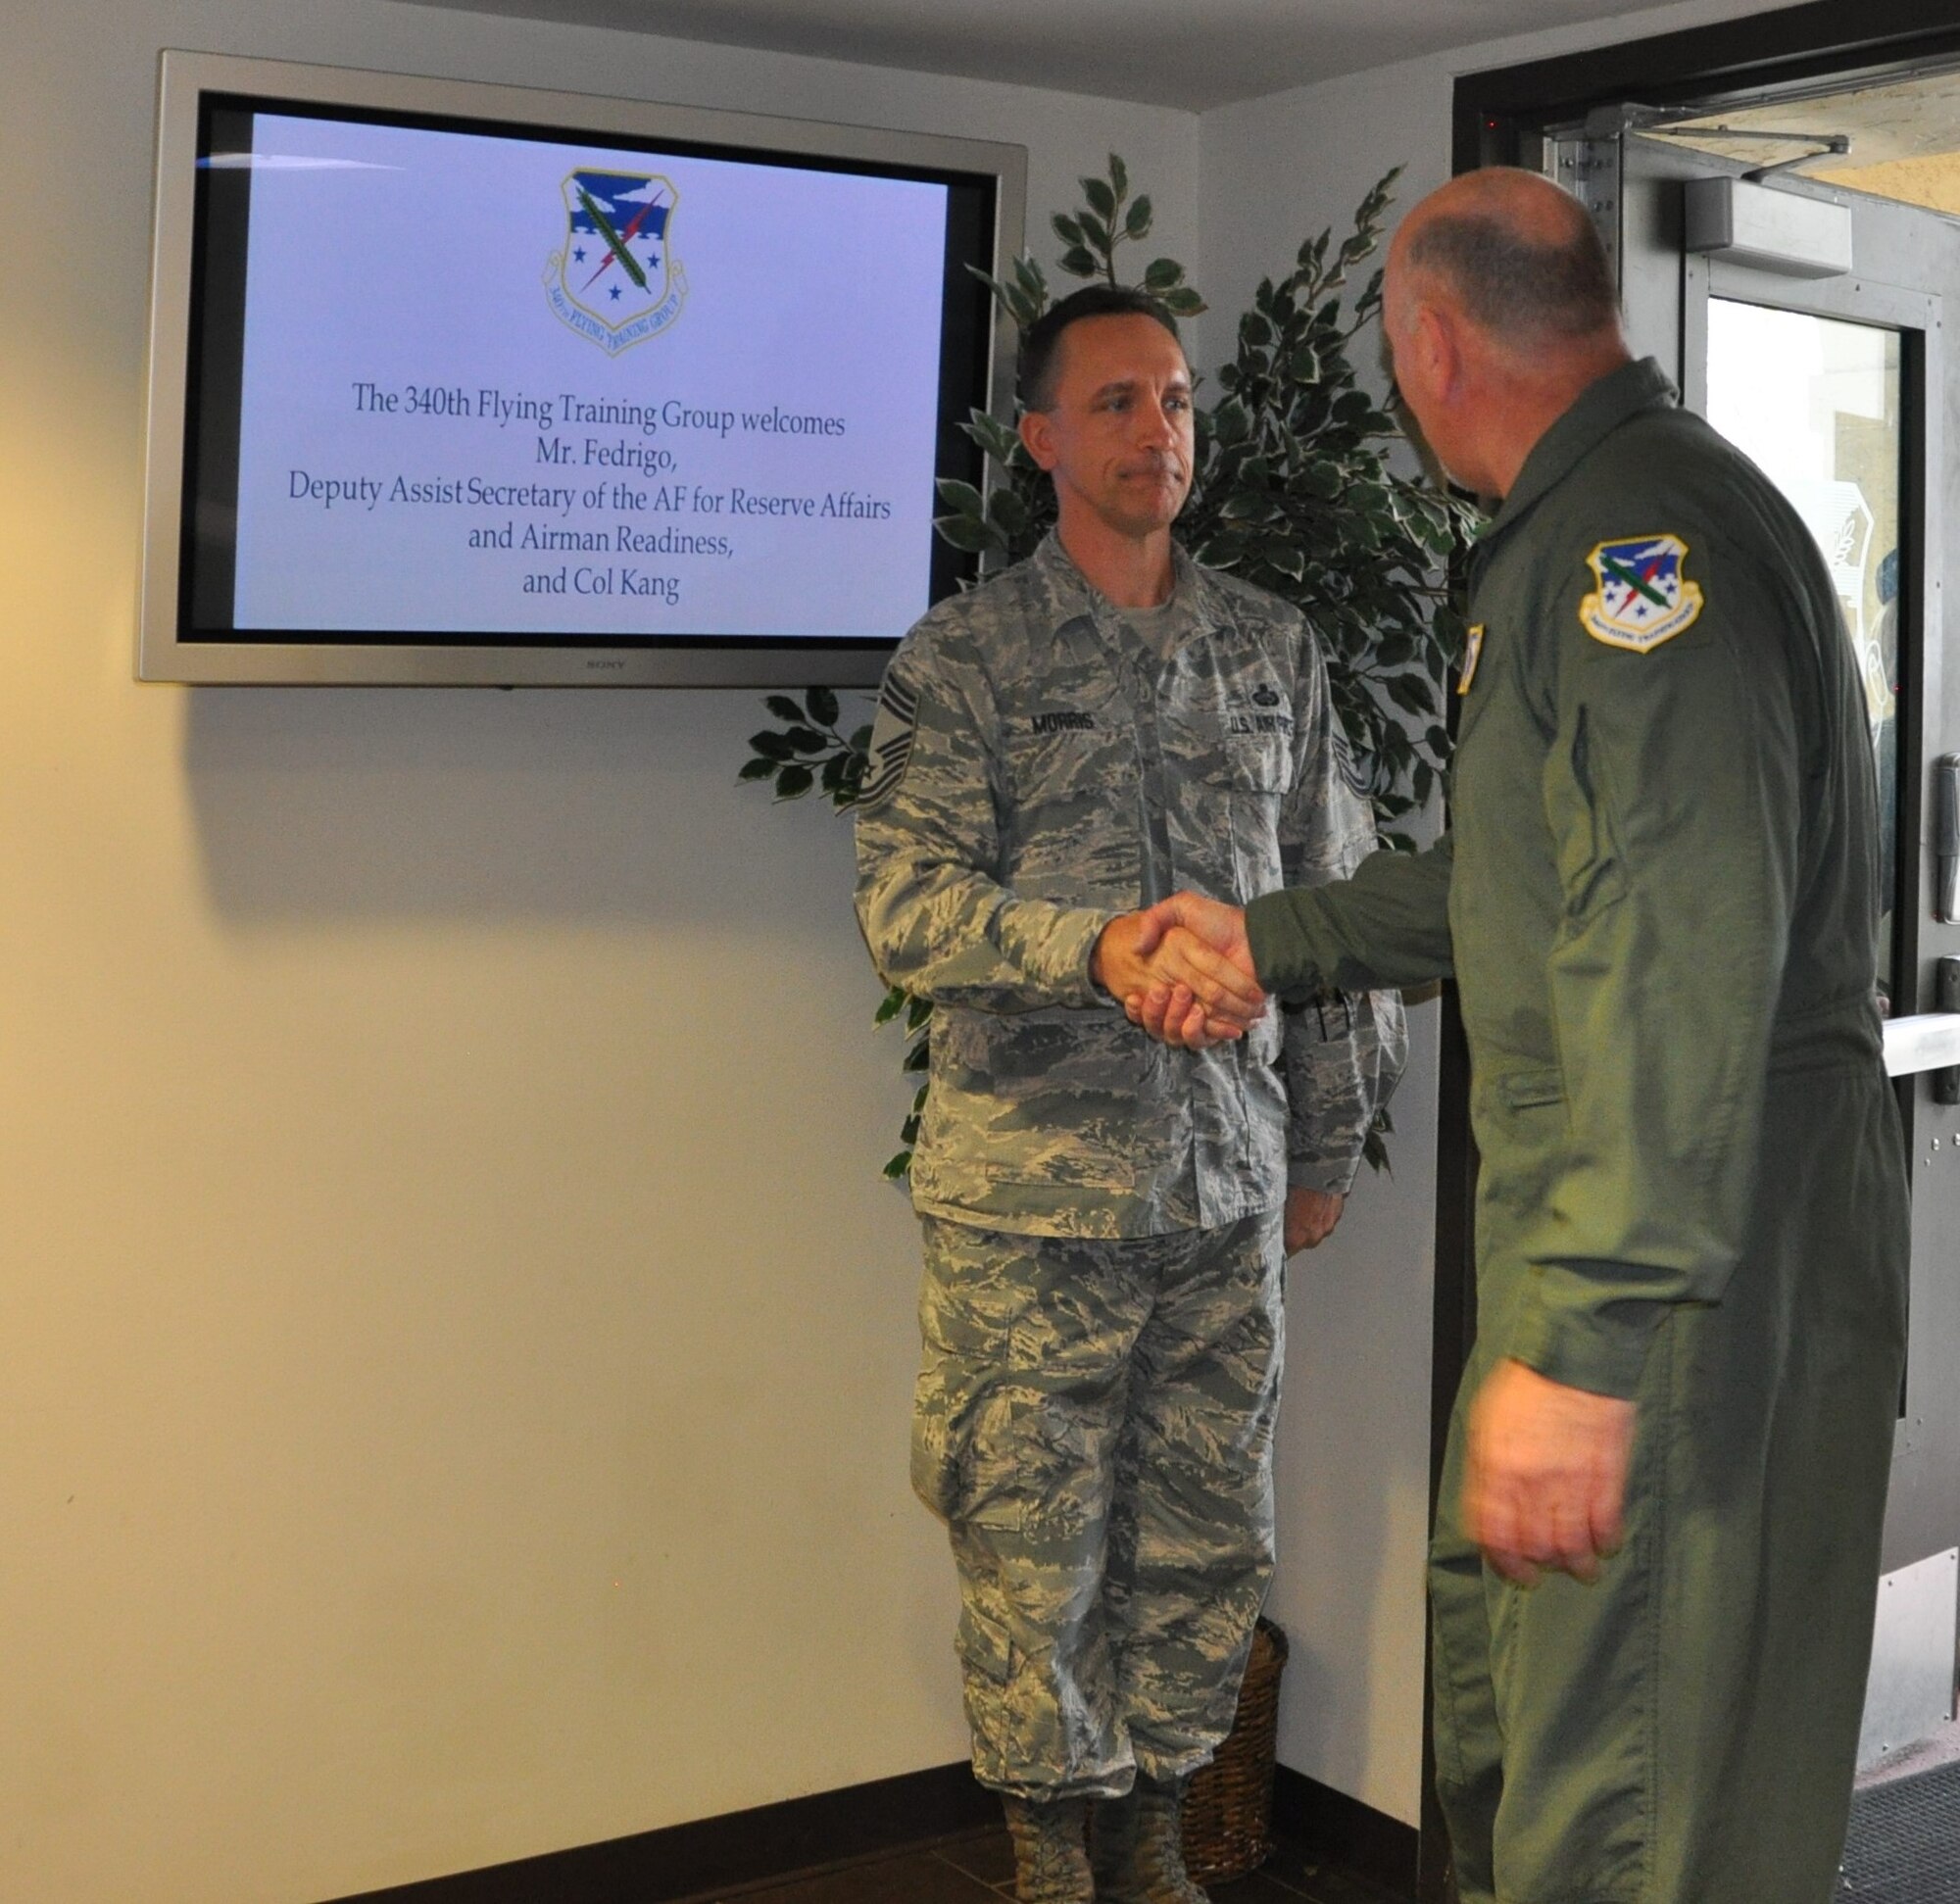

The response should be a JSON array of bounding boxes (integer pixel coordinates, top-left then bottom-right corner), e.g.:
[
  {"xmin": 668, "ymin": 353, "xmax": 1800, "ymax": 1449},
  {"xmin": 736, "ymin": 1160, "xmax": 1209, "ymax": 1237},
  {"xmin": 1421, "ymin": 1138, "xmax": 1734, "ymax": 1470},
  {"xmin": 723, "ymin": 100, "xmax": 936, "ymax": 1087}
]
[
  {"xmin": 1454, "ymin": 0, "xmax": 1960, "ymax": 177},
  {"xmin": 1416, "ymin": 6, "xmax": 1960, "ymax": 1897}
]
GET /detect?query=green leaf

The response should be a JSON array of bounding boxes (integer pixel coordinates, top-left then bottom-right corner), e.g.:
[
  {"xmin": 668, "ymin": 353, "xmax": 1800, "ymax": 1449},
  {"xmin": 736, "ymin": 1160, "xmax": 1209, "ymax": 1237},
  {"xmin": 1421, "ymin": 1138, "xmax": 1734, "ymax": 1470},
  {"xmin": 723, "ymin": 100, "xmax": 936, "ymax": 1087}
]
[
  {"xmin": 1144, "ymin": 256, "xmax": 1184, "ymax": 292},
  {"xmin": 1124, "ymin": 195, "xmax": 1152, "ymax": 239},
  {"xmin": 882, "ymin": 1151, "xmax": 912, "ymax": 1181},
  {"xmin": 849, "ymin": 724, "xmax": 873, "ymax": 753},
  {"xmin": 782, "ymin": 725, "xmax": 827, "ymax": 754},
  {"xmin": 1052, "ymin": 213, "xmax": 1086, "ymax": 247},
  {"xmin": 1108, "ymin": 154, "xmax": 1129, "ymax": 201},
  {"xmin": 987, "ymin": 487, "xmax": 1032, "ymax": 537},
  {"xmin": 874, "ymin": 986, "xmax": 907, "ymax": 1026},
  {"xmin": 934, "ymin": 513, "xmax": 994, "ymax": 554},
  {"xmin": 1059, "ymin": 245, "xmax": 1101, "ymax": 280},
  {"xmin": 806, "ymin": 685, "xmax": 841, "ymax": 727},
  {"xmin": 906, "ymin": 996, "xmax": 934, "ymax": 1032},
  {"xmin": 935, "ymin": 477, "xmax": 986, "ymax": 516},
  {"xmin": 749, "ymin": 730, "xmax": 797, "ymax": 760},
  {"xmin": 1385, "ymin": 673, "xmax": 1438, "ymax": 717},
  {"xmin": 1161, "ymin": 286, "xmax": 1207, "ymax": 317},
  {"xmin": 1082, "ymin": 175, "xmax": 1117, "ymax": 220},
  {"xmin": 763, "ymin": 694, "xmax": 804, "ymax": 724},
  {"xmin": 738, "ymin": 757, "xmax": 777, "ymax": 782},
  {"xmin": 774, "ymin": 763, "xmax": 814, "ymax": 798}
]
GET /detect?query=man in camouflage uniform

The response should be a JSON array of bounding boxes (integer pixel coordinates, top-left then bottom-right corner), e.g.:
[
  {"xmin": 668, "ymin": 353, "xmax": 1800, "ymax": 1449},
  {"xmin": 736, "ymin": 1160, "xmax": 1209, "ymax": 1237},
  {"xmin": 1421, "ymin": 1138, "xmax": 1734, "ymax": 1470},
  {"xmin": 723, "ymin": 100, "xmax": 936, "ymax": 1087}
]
[{"xmin": 854, "ymin": 285, "xmax": 1404, "ymax": 1904}]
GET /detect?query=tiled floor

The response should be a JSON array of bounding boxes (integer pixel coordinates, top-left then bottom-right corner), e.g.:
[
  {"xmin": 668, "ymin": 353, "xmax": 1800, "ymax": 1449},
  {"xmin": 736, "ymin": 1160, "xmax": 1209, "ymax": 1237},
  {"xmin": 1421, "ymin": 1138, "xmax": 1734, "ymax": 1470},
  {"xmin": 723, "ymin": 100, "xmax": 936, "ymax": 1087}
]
[{"xmin": 715, "ymin": 1826, "xmax": 1410, "ymax": 1903}]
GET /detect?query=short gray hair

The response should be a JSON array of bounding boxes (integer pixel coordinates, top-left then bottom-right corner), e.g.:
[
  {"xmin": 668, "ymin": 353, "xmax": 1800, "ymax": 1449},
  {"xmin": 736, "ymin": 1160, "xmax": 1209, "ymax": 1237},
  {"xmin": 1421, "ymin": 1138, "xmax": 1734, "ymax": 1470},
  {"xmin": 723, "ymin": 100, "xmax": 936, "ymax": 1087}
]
[{"xmin": 1404, "ymin": 211, "xmax": 1620, "ymax": 344}]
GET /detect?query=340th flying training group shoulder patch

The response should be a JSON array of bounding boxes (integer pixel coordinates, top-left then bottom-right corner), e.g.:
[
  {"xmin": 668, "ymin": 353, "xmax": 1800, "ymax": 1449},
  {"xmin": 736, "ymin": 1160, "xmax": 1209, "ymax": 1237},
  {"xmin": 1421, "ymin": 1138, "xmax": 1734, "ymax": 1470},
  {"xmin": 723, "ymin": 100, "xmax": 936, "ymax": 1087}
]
[{"xmin": 1578, "ymin": 534, "xmax": 1705, "ymax": 653}]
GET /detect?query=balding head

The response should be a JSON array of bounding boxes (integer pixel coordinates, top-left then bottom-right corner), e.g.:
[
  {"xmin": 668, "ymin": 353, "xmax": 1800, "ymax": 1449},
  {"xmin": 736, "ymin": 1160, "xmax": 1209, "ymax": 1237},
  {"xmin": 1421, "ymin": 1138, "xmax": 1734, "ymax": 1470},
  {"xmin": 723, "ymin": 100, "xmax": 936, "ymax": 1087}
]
[
  {"xmin": 1381, "ymin": 169, "xmax": 1632, "ymax": 498},
  {"xmin": 1390, "ymin": 169, "xmax": 1621, "ymax": 355}
]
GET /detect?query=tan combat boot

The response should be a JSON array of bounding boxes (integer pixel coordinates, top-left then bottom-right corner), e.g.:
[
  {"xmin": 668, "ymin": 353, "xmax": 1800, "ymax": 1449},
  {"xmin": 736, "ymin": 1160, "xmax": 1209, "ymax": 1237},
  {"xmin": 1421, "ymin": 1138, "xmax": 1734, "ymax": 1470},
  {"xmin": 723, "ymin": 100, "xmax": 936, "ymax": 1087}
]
[
  {"xmin": 1089, "ymin": 1773, "xmax": 1209, "ymax": 1904},
  {"xmin": 1000, "ymin": 1793, "xmax": 1095, "ymax": 1904}
]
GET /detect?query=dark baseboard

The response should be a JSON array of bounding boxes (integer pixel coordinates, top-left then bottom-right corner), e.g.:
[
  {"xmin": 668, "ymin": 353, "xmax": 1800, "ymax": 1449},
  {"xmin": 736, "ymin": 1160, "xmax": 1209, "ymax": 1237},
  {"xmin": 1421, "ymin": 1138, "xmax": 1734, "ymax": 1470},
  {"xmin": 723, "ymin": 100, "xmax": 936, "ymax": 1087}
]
[
  {"xmin": 1273, "ymin": 1764, "xmax": 1420, "ymax": 1899},
  {"xmin": 326, "ymin": 1755, "xmax": 1419, "ymax": 1904},
  {"xmin": 324, "ymin": 1760, "xmax": 998, "ymax": 1904}
]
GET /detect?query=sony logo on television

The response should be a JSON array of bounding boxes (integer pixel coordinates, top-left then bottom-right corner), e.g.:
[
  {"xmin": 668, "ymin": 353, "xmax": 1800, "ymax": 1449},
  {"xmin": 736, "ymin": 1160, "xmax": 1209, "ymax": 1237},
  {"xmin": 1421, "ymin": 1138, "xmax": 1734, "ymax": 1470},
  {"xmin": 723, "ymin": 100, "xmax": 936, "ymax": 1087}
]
[{"xmin": 585, "ymin": 658, "xmax": 626, "ymax": 670}]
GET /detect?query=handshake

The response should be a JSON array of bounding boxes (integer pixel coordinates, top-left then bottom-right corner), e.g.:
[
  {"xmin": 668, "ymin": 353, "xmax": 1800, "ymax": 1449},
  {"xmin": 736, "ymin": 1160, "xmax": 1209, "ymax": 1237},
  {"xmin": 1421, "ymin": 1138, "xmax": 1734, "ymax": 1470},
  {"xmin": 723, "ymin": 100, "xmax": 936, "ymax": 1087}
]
[{"xmin": 1092, "ymin": 891, "xmax": 1263, "ymax": 1050}]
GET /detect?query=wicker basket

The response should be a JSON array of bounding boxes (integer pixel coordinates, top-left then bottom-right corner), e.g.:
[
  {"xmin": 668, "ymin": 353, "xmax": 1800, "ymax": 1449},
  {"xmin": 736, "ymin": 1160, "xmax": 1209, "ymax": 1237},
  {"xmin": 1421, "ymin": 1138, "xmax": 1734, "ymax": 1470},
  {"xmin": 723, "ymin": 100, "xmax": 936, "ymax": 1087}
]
[{"xmin": 1181, "ymin": 1616, "xmax": 1289, "ymax": 1883}]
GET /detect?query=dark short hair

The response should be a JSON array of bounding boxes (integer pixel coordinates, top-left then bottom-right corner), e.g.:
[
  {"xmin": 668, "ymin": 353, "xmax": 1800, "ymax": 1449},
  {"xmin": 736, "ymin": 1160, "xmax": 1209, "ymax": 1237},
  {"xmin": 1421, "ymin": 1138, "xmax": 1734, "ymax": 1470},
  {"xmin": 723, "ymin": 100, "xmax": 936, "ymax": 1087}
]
[
  {"xmin": 1018, "ymin": 285, "xmax": 1184, "ymax": 412},
  {"xmin": 1404, "ymin": 210, "xmax": 1620, "ymax": 344}
]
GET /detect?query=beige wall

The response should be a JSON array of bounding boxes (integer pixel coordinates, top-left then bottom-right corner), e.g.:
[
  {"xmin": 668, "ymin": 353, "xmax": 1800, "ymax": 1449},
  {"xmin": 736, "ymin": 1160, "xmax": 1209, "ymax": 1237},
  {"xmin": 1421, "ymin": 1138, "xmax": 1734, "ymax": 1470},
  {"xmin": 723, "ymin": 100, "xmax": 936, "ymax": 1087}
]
[
  {"xmin": 1, "ymin": 0, "xmax": 1811, "ymax": 1895},
  {"xmin": 0, "ymin": 6, "xmax": 1197, "ymax": 1900}
]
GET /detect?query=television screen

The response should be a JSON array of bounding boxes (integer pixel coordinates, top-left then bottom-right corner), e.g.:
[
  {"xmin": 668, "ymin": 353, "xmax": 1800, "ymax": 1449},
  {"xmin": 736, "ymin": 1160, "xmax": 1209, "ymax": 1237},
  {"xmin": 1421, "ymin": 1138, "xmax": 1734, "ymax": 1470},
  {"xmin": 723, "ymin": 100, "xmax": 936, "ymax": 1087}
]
[{"xmin": 139, "ymin": 55, "xmax": 1024, "ymax": 684}]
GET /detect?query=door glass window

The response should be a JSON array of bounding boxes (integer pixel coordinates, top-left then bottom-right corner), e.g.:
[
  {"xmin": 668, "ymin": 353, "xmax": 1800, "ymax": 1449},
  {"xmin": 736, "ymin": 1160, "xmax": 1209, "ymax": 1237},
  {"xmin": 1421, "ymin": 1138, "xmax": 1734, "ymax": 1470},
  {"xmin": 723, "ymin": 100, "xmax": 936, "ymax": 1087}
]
[{"xmin": 1704, "ymin": 299, "xmax": 1904, "ymax": 1002}]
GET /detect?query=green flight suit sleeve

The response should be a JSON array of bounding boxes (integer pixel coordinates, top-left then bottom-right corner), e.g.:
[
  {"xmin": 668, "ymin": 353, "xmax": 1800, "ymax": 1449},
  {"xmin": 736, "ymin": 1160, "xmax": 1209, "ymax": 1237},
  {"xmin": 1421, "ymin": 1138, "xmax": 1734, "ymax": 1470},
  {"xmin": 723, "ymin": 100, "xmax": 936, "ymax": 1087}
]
[
  {"xmin": 1246, "ymin": 831, "xmax": 1455, "ymax": 1000},
  {"xmin": 1506, "ymin": 532, "xmax": 1805, "ymax": 1398},
  {"xmin": 853, "ymin": 635, "xmax": 1116, "ymax": 1013},
  {"xmin": 1277, "ymin": 627, "xmax": 1409, "ymax": 1195}
]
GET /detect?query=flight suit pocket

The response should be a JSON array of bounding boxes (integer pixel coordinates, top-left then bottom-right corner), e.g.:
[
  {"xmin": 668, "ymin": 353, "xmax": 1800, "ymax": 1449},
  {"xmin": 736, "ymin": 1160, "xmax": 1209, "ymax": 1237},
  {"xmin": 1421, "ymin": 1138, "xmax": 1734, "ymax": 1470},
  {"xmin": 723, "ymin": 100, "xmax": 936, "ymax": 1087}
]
[{"xmin": 1497, "ymin": 1069, "xmax": 1566, "ymax": 1111}]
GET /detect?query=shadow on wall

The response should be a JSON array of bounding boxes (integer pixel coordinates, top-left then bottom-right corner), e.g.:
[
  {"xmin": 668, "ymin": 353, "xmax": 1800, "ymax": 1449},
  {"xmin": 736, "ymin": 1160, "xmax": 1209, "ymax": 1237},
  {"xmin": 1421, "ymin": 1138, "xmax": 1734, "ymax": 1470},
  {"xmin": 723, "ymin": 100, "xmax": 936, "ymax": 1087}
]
[
  {"xmin": 179, "ymin": 683, "xmax": 865, "ymax": 926},
  {"xmin": 1267, "ymin": 1003, "xmax": 1442, "ymax": 1805}
]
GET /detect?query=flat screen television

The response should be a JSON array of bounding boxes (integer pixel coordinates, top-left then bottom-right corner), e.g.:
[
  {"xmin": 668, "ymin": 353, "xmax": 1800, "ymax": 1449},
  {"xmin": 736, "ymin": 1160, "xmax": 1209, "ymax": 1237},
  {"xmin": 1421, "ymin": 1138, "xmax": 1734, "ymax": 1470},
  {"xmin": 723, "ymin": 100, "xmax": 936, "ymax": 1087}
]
[{"xmin": 138, "ymin": 52, "xmax": 1025, "ymax": 685}]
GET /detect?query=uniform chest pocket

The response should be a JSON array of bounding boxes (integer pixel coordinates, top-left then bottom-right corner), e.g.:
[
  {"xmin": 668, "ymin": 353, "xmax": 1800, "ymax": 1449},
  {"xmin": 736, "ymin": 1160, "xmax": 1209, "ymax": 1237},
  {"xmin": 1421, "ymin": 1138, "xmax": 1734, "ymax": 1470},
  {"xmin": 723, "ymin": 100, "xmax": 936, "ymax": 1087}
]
[
  {"xmin": 1160, "ymin": 697, "xmax": 1301, "ymax": 795},
  {"xmin": 1004, "ymin": 695, "xmax": 1130, "ymax": 811},
  {"xmin": 1003, "ymin": 691, "xmax": 1138, "ymax": 900},
  {"xmin": 1219, "ymin": 731, "xmax": 1291, "ymax": 793}
]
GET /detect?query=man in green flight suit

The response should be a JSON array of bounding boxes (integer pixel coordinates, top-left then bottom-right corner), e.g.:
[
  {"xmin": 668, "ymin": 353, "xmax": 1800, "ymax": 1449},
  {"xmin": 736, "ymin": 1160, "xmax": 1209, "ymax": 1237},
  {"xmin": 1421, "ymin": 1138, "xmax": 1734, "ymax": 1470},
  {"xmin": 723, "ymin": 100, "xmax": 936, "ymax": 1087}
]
[{"xmin": 1131, "ymin": 169, "xmax": 1911, "ymax": 1903}]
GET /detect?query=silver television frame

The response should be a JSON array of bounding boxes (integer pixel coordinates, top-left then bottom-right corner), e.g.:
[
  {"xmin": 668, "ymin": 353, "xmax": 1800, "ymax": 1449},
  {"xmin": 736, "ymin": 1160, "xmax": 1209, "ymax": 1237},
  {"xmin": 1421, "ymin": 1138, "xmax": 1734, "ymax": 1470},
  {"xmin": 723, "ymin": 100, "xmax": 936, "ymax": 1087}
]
[{"xmin": 138, "ymin": 50, "xmax": 1027, "ymax": 686}]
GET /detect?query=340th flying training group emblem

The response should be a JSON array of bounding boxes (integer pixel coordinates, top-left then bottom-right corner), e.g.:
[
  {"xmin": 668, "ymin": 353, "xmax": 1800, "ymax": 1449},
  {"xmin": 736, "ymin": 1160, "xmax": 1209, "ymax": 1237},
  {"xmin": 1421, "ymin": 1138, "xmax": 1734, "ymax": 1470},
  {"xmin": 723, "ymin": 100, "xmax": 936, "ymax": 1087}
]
[
  {"xmin": 546, "ymin": 169, "xmax": 686, "ymax": 355},
  {"xmin": 1578, "ymin": 533, "xmax": 1705, "ymax": 653}
]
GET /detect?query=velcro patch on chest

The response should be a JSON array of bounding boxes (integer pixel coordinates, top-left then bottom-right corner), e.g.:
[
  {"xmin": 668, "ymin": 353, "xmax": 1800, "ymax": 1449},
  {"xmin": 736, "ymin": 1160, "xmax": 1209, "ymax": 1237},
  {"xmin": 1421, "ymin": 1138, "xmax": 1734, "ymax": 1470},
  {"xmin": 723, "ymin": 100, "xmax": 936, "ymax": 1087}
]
[{"xmin": 1578, "ymin": 533, "xmax": 1705, "ymax": 652}]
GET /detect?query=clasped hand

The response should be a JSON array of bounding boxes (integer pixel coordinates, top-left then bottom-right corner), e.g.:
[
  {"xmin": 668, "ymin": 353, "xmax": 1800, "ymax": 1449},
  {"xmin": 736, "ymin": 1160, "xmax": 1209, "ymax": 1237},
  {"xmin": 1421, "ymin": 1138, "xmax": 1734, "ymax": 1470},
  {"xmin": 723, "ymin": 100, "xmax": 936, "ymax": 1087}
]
[{"xmin": 1093, "ymin": 891, "xmax": 1261, "ymax": 1050}]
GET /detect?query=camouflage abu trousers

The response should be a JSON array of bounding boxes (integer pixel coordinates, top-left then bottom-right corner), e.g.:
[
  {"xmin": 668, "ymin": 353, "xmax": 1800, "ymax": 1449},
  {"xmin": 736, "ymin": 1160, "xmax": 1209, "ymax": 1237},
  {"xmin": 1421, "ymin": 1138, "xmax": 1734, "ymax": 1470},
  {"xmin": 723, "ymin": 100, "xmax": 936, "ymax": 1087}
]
[{"xmin": 913, "ymin": 1211, "xmax": 1284, "ymax": 1798}]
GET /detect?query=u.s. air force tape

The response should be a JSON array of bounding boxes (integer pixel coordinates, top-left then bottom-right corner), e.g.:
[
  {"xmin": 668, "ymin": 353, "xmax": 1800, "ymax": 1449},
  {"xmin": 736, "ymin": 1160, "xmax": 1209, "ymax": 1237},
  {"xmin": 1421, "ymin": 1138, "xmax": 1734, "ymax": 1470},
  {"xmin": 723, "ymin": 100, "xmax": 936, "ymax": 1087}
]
[{"xmin": 857, "ymin": 668, "xmax": 920, "ymax": 813}]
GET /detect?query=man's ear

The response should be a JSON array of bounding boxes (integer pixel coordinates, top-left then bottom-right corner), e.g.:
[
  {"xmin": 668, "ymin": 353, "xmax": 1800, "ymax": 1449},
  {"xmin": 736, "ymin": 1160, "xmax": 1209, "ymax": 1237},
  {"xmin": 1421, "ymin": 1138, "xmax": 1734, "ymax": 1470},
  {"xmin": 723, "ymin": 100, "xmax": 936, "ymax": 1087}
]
[
  {"xmin": 1019, "ymin": 408, "xmax": 1057, "ymax": 472},
  {"xmin": 1412, "ymin": 303, "xmax": 1460, "ymax": 406}
]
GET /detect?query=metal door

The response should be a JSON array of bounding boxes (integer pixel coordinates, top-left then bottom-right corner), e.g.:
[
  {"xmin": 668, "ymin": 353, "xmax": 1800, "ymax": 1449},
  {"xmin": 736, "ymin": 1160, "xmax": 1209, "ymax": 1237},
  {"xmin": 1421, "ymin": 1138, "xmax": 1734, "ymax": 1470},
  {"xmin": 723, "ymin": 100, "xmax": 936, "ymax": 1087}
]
[{"xmin": 1548, "ymin": 117, "xmax": 1960, "ymax": 1765}]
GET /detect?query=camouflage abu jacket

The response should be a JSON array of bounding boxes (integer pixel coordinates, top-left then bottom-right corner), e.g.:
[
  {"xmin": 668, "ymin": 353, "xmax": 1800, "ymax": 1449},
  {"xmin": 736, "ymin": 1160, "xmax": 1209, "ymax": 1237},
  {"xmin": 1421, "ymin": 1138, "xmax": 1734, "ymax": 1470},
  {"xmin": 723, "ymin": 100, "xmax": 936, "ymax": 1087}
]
[{"xmin": 853, "ymin": 532, "xmax": 1405, "ymax": 1240}]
